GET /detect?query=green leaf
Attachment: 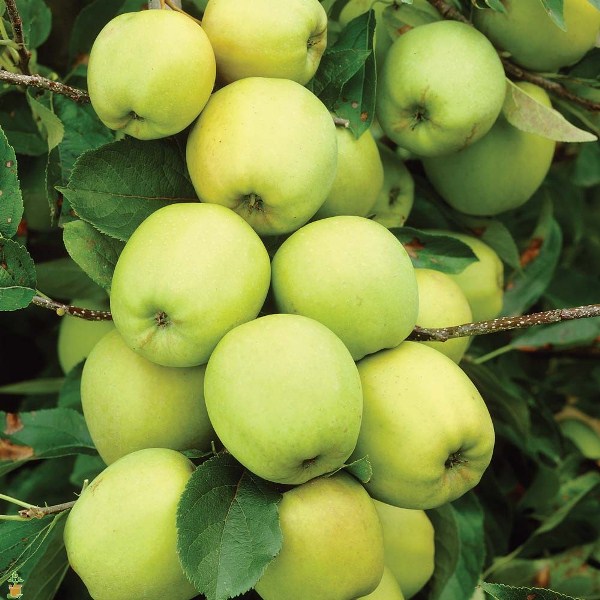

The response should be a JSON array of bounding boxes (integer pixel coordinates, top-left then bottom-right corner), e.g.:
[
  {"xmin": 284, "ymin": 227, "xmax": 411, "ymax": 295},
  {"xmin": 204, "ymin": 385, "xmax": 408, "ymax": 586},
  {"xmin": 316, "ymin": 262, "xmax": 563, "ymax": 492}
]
[
  {"xmin": 0, "ymin": 378, "xmax": 64, "ymax": 395},
  {"xmin": 341, "ymin": 455, "xmax": 372, "ymax": 483},
  {"xmin": 538, "ymin": 0, "xmax": 566, "ymax": 30},
  {"xmin": 58, "ymin": 137, "xmax": 197, "ymax": 241},
  {"xmin": 57, "ymin": 362, "xmax": 83, "ymax": 411},
  {"xmin": 62, "ymin": 220, "xmax": 125, "ymax": 293},
  {"xmin": 177, "ymin": 453, "xmax": 283, "ymax": 600},
  {"xmin": 481, "ymin": 581, "xmax": 580, "ymax": 600},
  {"xmin": 14, "ymin": 0, "xmax": 52, "ymax": 48},
  {"xmin": 0, "ymin": 408, "xmax": 96, "ymax": 468},
  {"xmin": 0, "ymin": 125, "xmax": 23, "ymax": 238},
  {"xmin": 390, "ymin": 227, "xmax": 478, "ymax": 273},
  {"xmin": 69, "ymin": 454, "xmax": 105, "ymax": 488},
  {"xmin": 35, "ymin": 257, "xmax": 105, "ymax": 300},
  {"xmin": 380, "ymin": 0, "xmax": 442, "ymax": 32},
  {"xmin": 26, "ymin": 91, "xmax": 64, "ymax": 152},
  {"xmin": 504, "ymin": 81, "xmax": 596, "ymax": 143},
  {"xmin": 0, "ymin": 512, "xmax": 66, "ymax": 585},
  {"xmin": 512, "ymin": 318, "xmax": 600, "ymax": 350},
  {"xmin": 0, "ymin": 237, "xmax": 36, "ymax": 311},
  {"xmin": 0, "ymin": 93, "xmax": 47, "ymax": 156},
  {"xmin": 587, "ymin": 0, "xmax": 600, "ymax": 9},
  {"xmin": 573, "ymin": 141, "xmax": 600, "ymax": 187}
]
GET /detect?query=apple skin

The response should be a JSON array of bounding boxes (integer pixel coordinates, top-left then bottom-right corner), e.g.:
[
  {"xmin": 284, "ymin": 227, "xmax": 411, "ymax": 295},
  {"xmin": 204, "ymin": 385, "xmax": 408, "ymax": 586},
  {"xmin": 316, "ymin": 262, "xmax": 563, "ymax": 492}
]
[
  {"xmin": 81, "ymin": 329, "xmax": 215, "ymax": 465},
  {"xmin": 357, "ymin": 566, "xmax": 405, "ymax": 600},
  {"xmin": 57, "ymin": 297, "xmax": 115, "ymax": 374},
  {"xmin": 186, "ymin": 77, "xmax": 338, "ymax": 236},
  {"xmin": 202, "ymin": 0, "xmax": 327, "ymax": 85},
  {"xmin": 87, "ymin": 10, "xmax": 215, "ymax": 140},
  {"xmin": 376, "ymin": 20, "xmax": 506, "ymax": 157},
  {"xmin": 415, "ymin": 268, "xmax": 473, "ymax": 363},
  {"xmin": 254, "ymin": 472, "xmax": 385, "ymax": 600},
  {"xmin": 351, "ymin": 342, "xmax": 495, "ymax": 509},
  {"xmin": 271, "ymin": 216, "xmax": 419, "ymax": 361},
  {"xmin": 110, "ymin": 203, "xmax": 271, "ymax": 368},
  {"xmin": 314, "ymin": 127, "xmax": 384, "ymax": 219},
  {"xmin": 474, "ymin": 0, "xmax": 600, "ymax": 73},
  {"xmin": 204, "ymin": 314, "xmax": 363, "ymax": 485},
  {"xmin": 370, "ymin": 145, "xmax": 414, "ymax": 228},
  {"xmin": 427, "ymin": 230, "xmax": 504, "ymax": 323},
  {"xmin": 373, "ymin": 500, "xmax": 435, "ymax": 599},
  {"xmin": 423, "ymin": 82, "xmax": 556, "ymax": 216},
  {"xmin": 64, "ymin": 448, "xmax": 197, "ymax": 600}
]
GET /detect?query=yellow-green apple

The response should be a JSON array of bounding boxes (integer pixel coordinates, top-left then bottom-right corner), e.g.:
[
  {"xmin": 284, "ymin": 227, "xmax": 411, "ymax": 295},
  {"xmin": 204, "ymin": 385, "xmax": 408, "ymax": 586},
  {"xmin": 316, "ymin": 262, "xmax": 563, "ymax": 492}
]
[
  {"xmin": 81, "ymin": 329, "xmax": 215, "ymax": 465},
  {"xmin": 474, "ymin": 0, "xmax": 600, "ymax": 73},
  {"xmin": 204, "ymin": 314, "xmax": 363, "ymax": 485},
  {"xmin": 87, "ymin": 10, "xmax": 215, "ymax": 140},
  {"xmin": 373, "ymin": 499, "xmax": 435, "ymax": 598},
  {"xmin": 64, "ymin": 448, "xmax": 197, "ymax": 600},
  {"xmin": 202, "ymin": 0, "xmax": 327, "ymax": 85},
  {"xmin": 271, "ymin": 216, "xmax": 419, "ymax": 360},
  {"xmin": 110, "ymin": 203, "xmax": 270, "ymax": 367},
  {"xmin": 57, "ymin": 297, "xmax": 114, "ymax": 373},
  {"xmin": 423, "ymin": 82, "xmax": 556, "ymax": 216},
  {"xmin": 358, "ymin": 566, "xmax": 405, "ymax": 600},
  {"xmin": 186, "ymin": 77, "xmax": 338, "ymax": 236},
  {"xmin": 427, "ymin": 230, "xmax": 504, "ymax": 322},
  {"xmin": 254, "ymin": 472, "xmax": 385, "ymax": 600},
  {"xmin": 370, "ymin": 145, "xmax": 414, "ymax": 228},
  {"xmin": 376, "ymin": 21, "xmax": 506, "ymax": 156},
  {"xmin": 414, "ymin": 268, "xmax": 473, "ymax": 363},
  {"xmin": 351, "ymin": 342, "xmax": 495, "ymax": 509},
  {"xmin": 314, "ymin": 127, "xmax": 384, "ymax": 218}
]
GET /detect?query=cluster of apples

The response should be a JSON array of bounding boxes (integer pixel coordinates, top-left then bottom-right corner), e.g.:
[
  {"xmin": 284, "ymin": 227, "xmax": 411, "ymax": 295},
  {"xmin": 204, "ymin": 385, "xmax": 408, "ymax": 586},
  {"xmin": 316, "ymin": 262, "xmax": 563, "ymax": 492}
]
[{"xmin": 58, "ymin": 0, "xmax": 599, "ymax": 599}]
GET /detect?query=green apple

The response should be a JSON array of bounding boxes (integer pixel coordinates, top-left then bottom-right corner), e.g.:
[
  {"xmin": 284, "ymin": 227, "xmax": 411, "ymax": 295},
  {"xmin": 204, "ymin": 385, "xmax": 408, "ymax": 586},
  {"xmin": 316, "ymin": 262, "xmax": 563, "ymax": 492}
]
[
  {"xmin": 81, "ymin": 329, "xmax": 215, "ymax": 465},
  {"xmin": 370, "ymin": 145, "xmax": 414, "ymax": 228},
  {"xmin": 255, "ymin": 472, "xmax": 385, "ymax": 600},
  {"xmin": 272, "ymin": 216, "xmax": 419, "ymax": 360},
  {"xmin": 474, "ymin": 0, "xmax": 600, "ymax": 73},
  {"xmin": 314, "ymin": 127, "xmax": 384, "ymax": 218},
  {"xmin": 202, "ymin": 0, "xmax": 327, "ymax": 85},
  {"xmin": 559, "ymin": 419, "xmax": 600, "ymax": 460},
  {"xmin": 110, "ymin": 203, "xmax": 270, "ymax": 367},
  {"xmin": 427, "ymin": 230, "xmax": 504, "ymax": 322},
  {"xmin": 423, "ymin": 82, "xmax": 556, "ymax": 216},
  {"xmin": 87, "ymin": 10, "xmax": 215, "ymax": 140},
  {"xmin": 57, "ymin": 297, "xmax": 115, "ymax": 374},
  {"xmin": 351, "ymin": 341, "xmax": 495, "ymax": 509},
  {"xmin": 204, "ymin": 314, "xmax": 363, "ymax": 485},
  {"xmin": 64, "ymin": 448, "xmax": 197, "ymax": 600},
  {"xmin": 373, "ymin": 500, "xmax": 435, "ymax": 598},
  {"xmin": 357, "ymin": 566, "xmax": 405, "ymax": 600},
  {"xmin": 186, "ymin": 77, "xmax": 338, "ymax": 236},
  {"xmin": 376, "ymin": 20, "xmax": 506, "ymax": 157},
  {"xmin": 415, "ymin": 268, "xmax": 473, "ymax": 363}
]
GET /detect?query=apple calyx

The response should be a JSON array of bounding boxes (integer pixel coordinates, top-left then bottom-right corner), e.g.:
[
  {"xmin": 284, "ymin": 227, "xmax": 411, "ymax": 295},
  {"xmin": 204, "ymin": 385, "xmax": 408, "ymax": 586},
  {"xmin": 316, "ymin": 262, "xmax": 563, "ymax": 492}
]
[
  {"xmin": 155, "ymin": 311, "xmax": 171, "ymax": 328},
  {"xmin": 301, "ymin": 456, "xmax": 319, "ymax": 469},
  {"xmin": 242, "ymin": 192, "xmax": 265, "ymax": 214},
  {"xmin": 445, "ymin": 450, "xmax": 468, "ymax": 470},
  {"xmin": 409, "ymin": 104, "xmax": 429, "ymax": 130}
]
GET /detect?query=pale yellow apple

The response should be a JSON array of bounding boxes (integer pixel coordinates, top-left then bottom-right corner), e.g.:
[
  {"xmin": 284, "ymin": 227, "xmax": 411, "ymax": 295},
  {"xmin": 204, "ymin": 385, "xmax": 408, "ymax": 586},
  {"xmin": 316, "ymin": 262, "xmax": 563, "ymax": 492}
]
[
  {"xmin": 358, "ymin": 566, "xmax": 405, "ymax": 599},
  {"xmin": 186, "ymin": 77, "xmax": 338, "ymax": 236},
  {"xmin": 474, "ymin": 0, "xmax": 600, "ymax": 73},
  {"xmin": 373, "ymin": 499, "xmax": 435, "ymax": 598},
  {"xmin": 81, "ymin": 329, "xmax": 215, "ymax": 464},
  {"xmin": 254, "ymin": 472, "xmax": 385, "ymax": 600},
  {"xmin": 415, "ymin": 268, "xmax": 473, "ymax": 363},
  {"xmin": 87, "ymin": 10, "xmax": 215, "ymax": 140},
  {"xmin": 351, "ymin": 342, "xmax": 495, "ymax": 509},
  {"xmin": 202, "ymin": 0, "xmax": 327, "ymax": 85},
  {"xmin": 271, "ymin": 216, "xmax": 419, "ymax": 360},
  {"xmin": 423, "ymin": 82, "xmax": 556, "ymax": 216},
  {"xmin": 314, "ymin": 127, "xmax": 384, "ymax": 218},
  {"xmin": 64, "ymin": 448, "xmax": 197, "ymax": 600},
  {"xmin": 57, "ymin": 297, "xmax": 114, "ymax": 373}
]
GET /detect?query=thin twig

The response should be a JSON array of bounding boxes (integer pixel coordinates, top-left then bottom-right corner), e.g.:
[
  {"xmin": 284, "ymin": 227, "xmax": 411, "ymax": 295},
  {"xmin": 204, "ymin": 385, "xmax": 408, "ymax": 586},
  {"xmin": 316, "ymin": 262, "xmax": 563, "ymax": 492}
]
[
  {"xmin": 426, "ymin": 0, "xmax": 600, "ymax": 112},
  {"xmin": 408, "ymin": 305, "xmax": 600, "ymax": 342},
  {"xmin": 333, "ymin": 116, "xmax": 351, "ymax": 128},
  {"xmin": 32, "ymin": 295, "xmax": 112, "ymax": 321},
  {"xmin": 18, "ymin": 500, "xmax": 76, "ymax": 519},
  {"xmin": 4, "ymin": 0, "xmax": 30, "ymax": 75},
  {"xmin": 0, "ymin": 70, "xmax": 90, "ymax": 103}
]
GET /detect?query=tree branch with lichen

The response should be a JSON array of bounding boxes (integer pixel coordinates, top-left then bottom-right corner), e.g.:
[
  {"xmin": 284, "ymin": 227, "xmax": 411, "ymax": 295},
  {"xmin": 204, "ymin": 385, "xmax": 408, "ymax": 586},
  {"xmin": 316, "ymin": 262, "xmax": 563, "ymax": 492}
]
[
  {"xmin": 4, "ymin": 0, "xmax": 31, "ymax": 75},
  {"xmin": 425, "ymin": 0, "xmax": 600, "ymax": 112},
  {"xmin": 0, "ymin": 70, "xmax": 90, "ymax": 102}
]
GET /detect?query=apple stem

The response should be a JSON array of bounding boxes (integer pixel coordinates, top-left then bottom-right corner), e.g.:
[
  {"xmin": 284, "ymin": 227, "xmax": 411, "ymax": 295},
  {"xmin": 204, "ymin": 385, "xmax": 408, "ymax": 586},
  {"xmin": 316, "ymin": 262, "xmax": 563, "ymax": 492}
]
[
  {"xmin": 0, "ymin": 493, "xmax": 35, "ymax": 510},
  {"xmin": 408, "ymin": 304, "xmax": 600, "ymax": 342},
  {"xmin": 17, "ymin": 500, "xmax": 77, "ymax": 519},
  {"xmin": 425, "ymin": 0, "xmax": 600, "ymax": 113},
  {"xmin": 3, "ymin": 0, "xmax": 31, "ymax": 75}
]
